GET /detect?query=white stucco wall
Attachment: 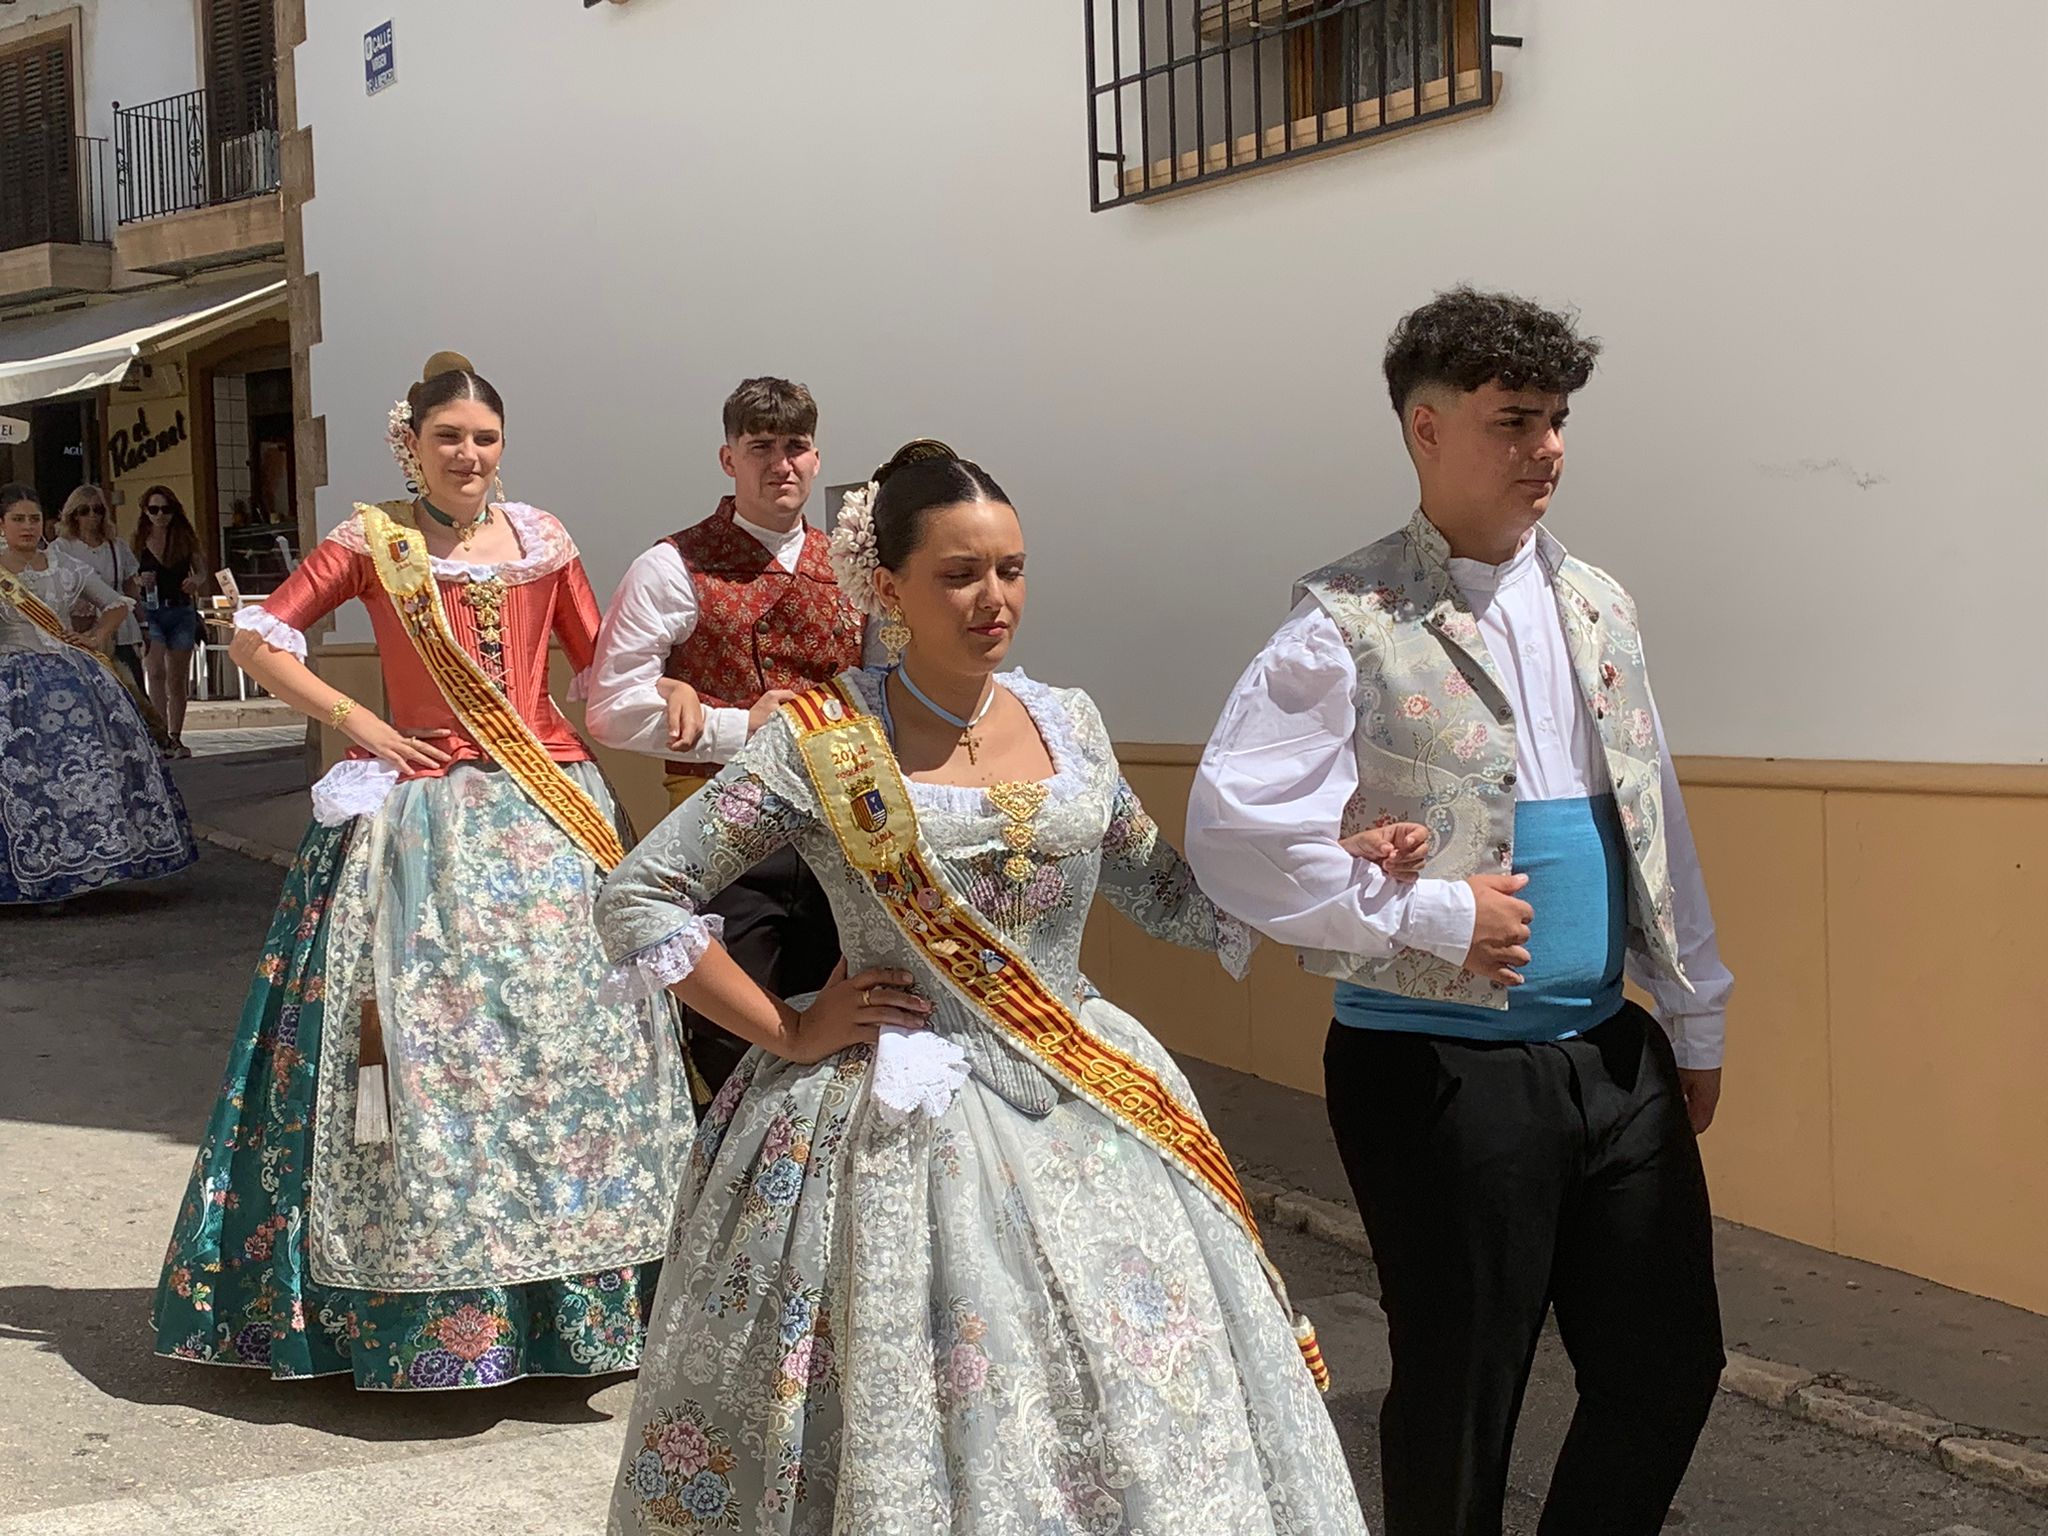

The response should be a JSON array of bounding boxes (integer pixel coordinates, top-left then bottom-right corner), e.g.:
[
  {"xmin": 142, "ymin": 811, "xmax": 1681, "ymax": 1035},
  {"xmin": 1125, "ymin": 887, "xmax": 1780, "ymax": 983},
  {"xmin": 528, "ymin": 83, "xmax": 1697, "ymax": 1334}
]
[
  {"xmin": 293, "ymin": 0, "xmax": 2048, "ymax": 763},
  {"xmin": 3, "ymin": 0, "xmax": 201, "ymax": 143}
]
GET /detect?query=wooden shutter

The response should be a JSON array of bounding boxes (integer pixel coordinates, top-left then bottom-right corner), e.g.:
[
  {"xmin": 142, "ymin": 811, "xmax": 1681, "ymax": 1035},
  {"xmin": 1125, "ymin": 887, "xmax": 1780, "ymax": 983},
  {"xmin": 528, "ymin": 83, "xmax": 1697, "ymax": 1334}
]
[
  {"xmin": 0, "ymin": 35, "xmax": 78, "ymax": 247},
  {"xmin": 204, "ymin": 0, "xmax": 276, "ymax": 137},
  {"xmin": 0, "ymin": 34, "xmax": 74, "ymax": 138}
]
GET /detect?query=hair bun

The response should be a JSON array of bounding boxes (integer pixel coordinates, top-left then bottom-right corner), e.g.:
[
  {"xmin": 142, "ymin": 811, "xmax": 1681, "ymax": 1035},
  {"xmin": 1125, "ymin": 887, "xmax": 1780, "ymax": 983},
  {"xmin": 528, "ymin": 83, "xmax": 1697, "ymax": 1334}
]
[
  {"xmin": 421, "ymin": 350, "xmax": 475, "ymax": 383},
  {"xmin": 872, "ymin": 438, "xmax": 956, "ymax": 486}
]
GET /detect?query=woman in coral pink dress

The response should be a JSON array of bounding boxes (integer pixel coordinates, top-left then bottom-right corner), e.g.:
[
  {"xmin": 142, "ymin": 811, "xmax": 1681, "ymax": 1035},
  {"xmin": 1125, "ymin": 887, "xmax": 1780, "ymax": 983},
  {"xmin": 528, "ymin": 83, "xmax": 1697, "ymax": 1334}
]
[{"xmin": 153, "ymin": 354, "xmax": 691, "ymax": 1390}]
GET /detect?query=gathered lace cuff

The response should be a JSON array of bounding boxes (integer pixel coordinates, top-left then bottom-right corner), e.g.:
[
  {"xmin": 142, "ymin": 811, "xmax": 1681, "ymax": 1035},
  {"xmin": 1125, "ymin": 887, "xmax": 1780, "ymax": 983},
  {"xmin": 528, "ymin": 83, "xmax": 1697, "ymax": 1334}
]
[
  {"xmin": 598, "ymin": 916, "xmax": 727, "ymax": 1004},
  {"xmin": 233, "ymin": 604, "xmax": 307, "ymax": 661},
  {"xmin": 870, "ymin": 1027, "xmax": 971, "ymax": 1125},
  {"xmin": 310, "ymin": 758, "xmax": 399, "ymax": 826},
  {"xmin": 1216, "ymin": 911, "xmax": 1258, "ymax": 982}
]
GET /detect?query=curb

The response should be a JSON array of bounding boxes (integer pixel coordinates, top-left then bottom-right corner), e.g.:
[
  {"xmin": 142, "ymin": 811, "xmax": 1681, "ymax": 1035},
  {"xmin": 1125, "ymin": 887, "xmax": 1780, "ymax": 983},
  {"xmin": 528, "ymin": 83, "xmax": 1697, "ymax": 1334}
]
[
  {"xmin": 1241, "ymin": 1178, "xmax": 2048, "ymax": 1509},
  {"xmin": 193, "ymin": 823, "xmax": 296, "ymax": 871}
]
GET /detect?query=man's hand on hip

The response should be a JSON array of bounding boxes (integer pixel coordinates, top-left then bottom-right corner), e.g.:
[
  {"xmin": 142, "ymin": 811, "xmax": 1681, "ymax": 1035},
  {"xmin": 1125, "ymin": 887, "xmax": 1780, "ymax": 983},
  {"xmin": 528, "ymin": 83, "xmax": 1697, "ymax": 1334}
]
[{"xmin": 1462, "ymin": 873, "xmax": 1533, "ymax": 986}]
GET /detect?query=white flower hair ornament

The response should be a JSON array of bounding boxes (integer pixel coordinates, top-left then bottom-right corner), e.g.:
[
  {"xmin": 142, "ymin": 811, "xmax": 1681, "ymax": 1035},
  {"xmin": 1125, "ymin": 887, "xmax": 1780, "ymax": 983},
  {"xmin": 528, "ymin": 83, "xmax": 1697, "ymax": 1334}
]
[
  {"xmin": 386, "ymin": 399, "xmax": 424, "ymax": 492},
  {"xmin": 828, "ymin": 479, "xmax": 886, "ymax": 618}
]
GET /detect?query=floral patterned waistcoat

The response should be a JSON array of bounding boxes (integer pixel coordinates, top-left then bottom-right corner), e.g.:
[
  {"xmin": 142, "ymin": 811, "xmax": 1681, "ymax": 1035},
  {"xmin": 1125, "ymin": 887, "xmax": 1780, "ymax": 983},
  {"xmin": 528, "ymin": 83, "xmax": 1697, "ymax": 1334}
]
[
  {"xmin": 663, "ymin": 500, "xmax": 865, "ymax": 774},
  {"xmin": 1294, "ymin": 510, "xmax": 1688, "ymax": 1009}
]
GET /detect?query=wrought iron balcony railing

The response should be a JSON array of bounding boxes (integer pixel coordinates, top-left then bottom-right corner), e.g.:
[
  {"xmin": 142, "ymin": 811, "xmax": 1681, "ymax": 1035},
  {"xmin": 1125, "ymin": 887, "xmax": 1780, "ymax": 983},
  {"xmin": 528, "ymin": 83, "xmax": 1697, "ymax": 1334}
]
[
  {"xmin": 114, "ymin": 80, "xmax": 281, "ymax": 226},
  {"xmin": 0, "ymin": 127, "xmax": 111, "ymax": 253}
]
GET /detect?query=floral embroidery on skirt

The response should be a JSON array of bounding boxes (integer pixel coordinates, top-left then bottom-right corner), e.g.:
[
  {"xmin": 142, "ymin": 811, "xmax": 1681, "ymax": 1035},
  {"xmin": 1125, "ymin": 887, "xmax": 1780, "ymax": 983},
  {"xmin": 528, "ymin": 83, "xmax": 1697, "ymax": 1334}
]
[{"xmin": 155, "ymin": 774, "xmax": 687, "ymax": 1390}]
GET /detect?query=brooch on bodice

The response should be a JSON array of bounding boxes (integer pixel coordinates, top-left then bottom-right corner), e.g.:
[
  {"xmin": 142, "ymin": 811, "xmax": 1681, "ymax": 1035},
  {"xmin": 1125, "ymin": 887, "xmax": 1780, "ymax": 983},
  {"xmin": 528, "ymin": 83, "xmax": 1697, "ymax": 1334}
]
[
  {"xmin": 986, "ymin": 780, "xmax": 1050, "ymax": 883},
  {"xmin": 465, "ymin": 577, "xmax": 508, "ymax": 687}
]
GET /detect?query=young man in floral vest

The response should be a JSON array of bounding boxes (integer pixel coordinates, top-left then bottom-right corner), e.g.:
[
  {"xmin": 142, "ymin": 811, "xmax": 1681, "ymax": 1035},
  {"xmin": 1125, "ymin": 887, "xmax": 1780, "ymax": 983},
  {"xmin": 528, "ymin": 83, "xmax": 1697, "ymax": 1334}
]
[
  {"xmin": 587, "ymin": 377, "xmax": 864, "ymax": 1101},
  {"xmin": 1188, "ymin": 289, "xmax": 1735, "ymax": 1536}
]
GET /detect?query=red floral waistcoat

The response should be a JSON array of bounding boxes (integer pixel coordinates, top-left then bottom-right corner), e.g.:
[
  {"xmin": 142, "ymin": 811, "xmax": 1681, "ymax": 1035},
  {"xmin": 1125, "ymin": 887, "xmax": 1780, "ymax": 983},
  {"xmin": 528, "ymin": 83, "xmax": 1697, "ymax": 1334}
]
[{"xmin": 663, "ymin": 500, "xmax": 863, "ymax": 770}]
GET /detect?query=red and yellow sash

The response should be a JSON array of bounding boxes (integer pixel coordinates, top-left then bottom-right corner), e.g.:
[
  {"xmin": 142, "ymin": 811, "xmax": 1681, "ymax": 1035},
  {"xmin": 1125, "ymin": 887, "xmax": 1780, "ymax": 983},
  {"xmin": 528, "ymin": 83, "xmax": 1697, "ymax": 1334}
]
[
  {"xmin": 356, "ymin": 502, "xmax": 624, "ymax": 870},
  {"xmin": 0, "ymin": 562, "xmax": 171, "ymax": 746},
  {"xmin": 783, "ymin": 678, "xmax": 1329, "ymax": 1391},
  {"xmin": 0, "ymin": 563, "xmax": 119, "ymax": 667}
]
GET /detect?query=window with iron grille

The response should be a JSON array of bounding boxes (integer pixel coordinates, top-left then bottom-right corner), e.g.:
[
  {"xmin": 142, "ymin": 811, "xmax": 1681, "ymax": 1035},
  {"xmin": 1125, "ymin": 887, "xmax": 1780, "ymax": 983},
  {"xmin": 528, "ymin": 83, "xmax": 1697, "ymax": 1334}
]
[{"xmin": 1086, "ymin": 0, "xmax": 1498, "ymax": 209}]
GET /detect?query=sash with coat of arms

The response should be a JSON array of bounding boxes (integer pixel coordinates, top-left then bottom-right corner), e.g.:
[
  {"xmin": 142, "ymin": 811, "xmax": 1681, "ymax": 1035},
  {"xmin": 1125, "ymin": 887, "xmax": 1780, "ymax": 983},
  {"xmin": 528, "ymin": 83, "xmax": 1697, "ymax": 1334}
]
[{"xmin": 782, "ymin": 677, "xmax": 1330, "ymax": 1392}]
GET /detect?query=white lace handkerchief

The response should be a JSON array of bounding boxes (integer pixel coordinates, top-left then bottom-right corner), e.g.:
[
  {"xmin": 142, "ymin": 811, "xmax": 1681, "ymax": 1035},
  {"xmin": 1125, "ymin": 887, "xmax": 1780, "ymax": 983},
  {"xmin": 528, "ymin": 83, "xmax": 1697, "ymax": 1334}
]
[
  {"xmin": 869, "ymin": 1026, "xmax": 971, "ymax": 1125},
  {"xmin": 310, "ymin": 758, "xmax": 400, "ymax": 827}
]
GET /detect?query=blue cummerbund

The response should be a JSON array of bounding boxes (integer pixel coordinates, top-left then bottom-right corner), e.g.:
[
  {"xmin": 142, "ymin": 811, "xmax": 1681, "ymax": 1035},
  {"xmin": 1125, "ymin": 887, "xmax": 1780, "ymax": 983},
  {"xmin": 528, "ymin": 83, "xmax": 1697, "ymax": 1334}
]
[{"xmin": 1334, "ymin": 794, "xmax": 1628, "ymax": 1043}]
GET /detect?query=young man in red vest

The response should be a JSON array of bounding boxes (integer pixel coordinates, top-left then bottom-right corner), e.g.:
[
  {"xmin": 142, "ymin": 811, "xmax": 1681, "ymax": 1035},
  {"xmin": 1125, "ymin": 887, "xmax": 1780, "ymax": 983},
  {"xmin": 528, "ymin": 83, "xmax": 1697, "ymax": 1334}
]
[{"xmin": 587, "ymin": 377, "xmax": 865, "ymax": 1101}]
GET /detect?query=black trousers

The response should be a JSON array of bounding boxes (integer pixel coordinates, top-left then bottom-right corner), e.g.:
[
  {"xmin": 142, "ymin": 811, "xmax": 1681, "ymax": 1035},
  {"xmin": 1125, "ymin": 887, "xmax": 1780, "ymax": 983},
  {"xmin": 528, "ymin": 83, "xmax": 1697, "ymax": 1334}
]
[
  {"xmin": 681, "ymin": 844, "xmax": 841, "ymax": 1106},
  {"xmin": 1325, "ymin": 1002, "xmax": 1724, "ymax": 1536}
]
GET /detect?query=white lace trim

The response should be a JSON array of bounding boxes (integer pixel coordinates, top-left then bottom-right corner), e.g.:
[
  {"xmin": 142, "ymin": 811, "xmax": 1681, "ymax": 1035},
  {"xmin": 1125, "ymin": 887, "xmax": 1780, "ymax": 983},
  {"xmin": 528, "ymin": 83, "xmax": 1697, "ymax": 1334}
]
[
  {"xmin": 310, "ymin": 758, "xmax": 399, "ymax": 826},
  {"xmin": 232, "ymin": 604, "xmax": 307, "ymax": 661},
  {"xmin": 1216, "ymin": 911, "xmax": 1258, "ymax": 982},
  {"xmin": 331, "ymin": 502, "xmax": 577, "ymax": 584},
  {"xmin": 869, "ymin": 1027, "xmax": 972, "ymax": 1125},
  {"xmin": 839, "ymin": 667, "xmax": 1093, "ymax": 815},
  {"xmin": 598, "ymin": 916, "xmax": 727, "ymax": 1004}
]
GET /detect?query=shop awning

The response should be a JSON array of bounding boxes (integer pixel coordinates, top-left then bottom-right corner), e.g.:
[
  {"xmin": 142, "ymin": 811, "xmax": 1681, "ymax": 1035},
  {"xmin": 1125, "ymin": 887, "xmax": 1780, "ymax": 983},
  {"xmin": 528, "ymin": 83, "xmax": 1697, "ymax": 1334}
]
[{"xmin": 0, "ymin": 275, "xmax": 287, "ymax": 408}]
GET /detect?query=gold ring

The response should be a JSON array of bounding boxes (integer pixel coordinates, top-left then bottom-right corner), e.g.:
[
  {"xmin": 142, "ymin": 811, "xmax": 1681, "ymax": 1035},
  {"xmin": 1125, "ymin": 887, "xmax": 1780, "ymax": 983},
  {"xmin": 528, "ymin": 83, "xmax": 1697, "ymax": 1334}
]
[{"xmin": 860, "ymin": 987, "xmax": 874, "ymax": 1008}]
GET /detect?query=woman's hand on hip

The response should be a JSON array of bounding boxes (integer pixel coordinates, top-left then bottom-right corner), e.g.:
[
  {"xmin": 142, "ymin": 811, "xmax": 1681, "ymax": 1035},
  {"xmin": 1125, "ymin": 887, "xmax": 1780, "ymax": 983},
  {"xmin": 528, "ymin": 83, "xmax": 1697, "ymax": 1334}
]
[
  {"xmin": 779, "ymin": 959, "xmax": 931, "ymax": 1064},
  {"xmin": 342, "ymin": 713, "xmax": 453, "ymax": 774}
]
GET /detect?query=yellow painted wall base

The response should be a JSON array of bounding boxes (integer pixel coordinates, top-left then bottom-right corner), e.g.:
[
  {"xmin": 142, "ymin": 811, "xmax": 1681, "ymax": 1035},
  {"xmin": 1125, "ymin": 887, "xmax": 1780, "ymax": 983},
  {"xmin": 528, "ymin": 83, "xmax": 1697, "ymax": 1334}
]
[
  {"xmin": 309, "ymin": 645, "xmax": 2048, "ymax": 1316},
  {"xmin": 1096, "ymin": 748, "xmax": 2048, "ymax": 1319}
]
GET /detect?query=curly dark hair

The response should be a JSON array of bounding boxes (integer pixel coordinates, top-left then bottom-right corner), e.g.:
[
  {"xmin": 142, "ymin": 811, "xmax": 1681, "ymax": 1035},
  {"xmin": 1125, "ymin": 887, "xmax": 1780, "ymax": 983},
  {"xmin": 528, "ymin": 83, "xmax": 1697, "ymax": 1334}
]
[{"xmin": 1383, "ymin": 287, "xmax": 1601, "ymax": 416}]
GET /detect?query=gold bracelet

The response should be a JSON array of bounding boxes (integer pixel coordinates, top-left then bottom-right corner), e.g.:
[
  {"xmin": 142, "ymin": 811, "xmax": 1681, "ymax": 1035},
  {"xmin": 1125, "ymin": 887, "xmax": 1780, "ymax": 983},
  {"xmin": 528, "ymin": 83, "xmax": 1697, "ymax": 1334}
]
[{"xmin": 329, "ymin": 696, "xmax": 356, "ymax": 730}]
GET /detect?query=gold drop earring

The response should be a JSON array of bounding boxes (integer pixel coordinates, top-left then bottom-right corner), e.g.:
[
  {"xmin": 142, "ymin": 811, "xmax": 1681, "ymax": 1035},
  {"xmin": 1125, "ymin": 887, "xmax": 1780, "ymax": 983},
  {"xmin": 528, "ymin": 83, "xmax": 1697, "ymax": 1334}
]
[{"xmin": 880, "ymin": 606, "xmax": 911, "ymax": 665}]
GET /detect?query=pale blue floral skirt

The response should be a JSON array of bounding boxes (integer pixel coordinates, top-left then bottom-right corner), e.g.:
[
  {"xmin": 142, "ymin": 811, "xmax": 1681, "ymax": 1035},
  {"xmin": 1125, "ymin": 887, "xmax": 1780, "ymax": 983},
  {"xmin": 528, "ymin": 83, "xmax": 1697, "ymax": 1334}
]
[{"xmin": 611, "ymin": 997, "xmax": 1369, "ymax": 1534}]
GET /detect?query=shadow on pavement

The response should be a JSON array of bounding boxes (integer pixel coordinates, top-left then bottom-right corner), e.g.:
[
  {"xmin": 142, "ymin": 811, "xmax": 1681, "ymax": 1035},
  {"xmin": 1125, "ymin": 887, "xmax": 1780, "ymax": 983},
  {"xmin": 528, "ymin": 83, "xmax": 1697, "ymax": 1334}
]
[
  {"xmin": 2, "ymin": 849, "xmax": 272, "ymax": 1141},
  {"xmin": 0, "ymin": 1284, "xmax": 623, "ymax": 1440}
]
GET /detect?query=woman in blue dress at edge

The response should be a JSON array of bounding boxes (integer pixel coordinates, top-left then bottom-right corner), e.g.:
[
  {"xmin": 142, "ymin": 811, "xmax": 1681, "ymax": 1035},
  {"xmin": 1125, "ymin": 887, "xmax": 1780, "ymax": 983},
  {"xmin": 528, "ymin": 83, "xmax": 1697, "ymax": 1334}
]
[
  {"xmin": 0, "ymin": 482, "xmax": 196, "ymax": 909},
  {"xmin": 590, "ymin": 439, "xmax": 1385, "ymax": 1535}
]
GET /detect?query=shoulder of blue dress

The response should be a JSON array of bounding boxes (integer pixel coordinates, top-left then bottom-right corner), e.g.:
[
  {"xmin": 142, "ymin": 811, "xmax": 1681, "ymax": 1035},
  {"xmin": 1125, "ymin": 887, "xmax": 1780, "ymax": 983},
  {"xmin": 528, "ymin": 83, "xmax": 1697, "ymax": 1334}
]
[
  {"xmin": 997, "ymin": 668, "xmax": 1068, "ymax": 711},
  {"xmin": 1001, "ymin": 671, "xmax": 1106, "ymax": 765},
  {"xmin": 837, "ymin": 664, "xmax": 888, "ymax": 707}
]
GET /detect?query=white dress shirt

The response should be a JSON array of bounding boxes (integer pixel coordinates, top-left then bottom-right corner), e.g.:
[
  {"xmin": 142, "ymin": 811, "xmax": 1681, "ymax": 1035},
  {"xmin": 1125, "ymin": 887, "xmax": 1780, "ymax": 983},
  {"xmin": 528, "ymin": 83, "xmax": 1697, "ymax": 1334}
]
[
  {"xmin": 1187, "ymin": 529, "xmax": 1733, "ymax": 1068},
  {"xmin": 584, "ymin": 512, "xmax": 809, "ymax": 764}
]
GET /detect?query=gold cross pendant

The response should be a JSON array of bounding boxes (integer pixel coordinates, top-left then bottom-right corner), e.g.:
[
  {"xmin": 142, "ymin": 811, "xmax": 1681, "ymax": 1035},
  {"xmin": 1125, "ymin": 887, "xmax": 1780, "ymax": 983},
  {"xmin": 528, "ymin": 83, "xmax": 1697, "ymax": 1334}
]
[{"xmin": 963, "ymin": 731, "xmax": 980, "ymax": 765}]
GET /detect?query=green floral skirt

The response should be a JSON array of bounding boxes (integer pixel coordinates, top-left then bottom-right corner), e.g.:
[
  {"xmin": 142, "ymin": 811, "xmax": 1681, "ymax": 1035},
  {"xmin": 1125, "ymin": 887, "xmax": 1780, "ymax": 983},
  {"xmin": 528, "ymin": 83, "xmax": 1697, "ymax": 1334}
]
[{"xmin": 153, "ymin": 816, "xmax": 665, "ymax": 1390}]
